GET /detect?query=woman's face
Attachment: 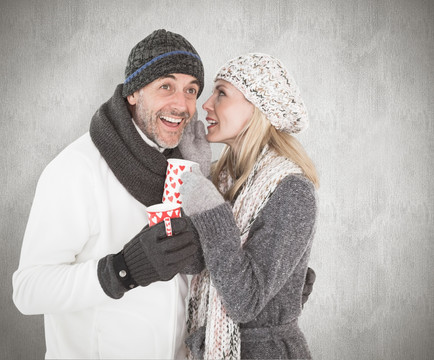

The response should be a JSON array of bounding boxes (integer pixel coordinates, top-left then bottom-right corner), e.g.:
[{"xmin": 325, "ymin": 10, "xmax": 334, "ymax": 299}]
[{"xmin": 202, "ymin": 80, "xmax": 254, "ymax": 147}]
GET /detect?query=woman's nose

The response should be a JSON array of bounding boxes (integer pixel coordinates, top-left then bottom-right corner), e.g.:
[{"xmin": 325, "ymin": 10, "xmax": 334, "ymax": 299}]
[{"xmin": 202, "ymin": 95, "xmax": 214, "ymax": 112}]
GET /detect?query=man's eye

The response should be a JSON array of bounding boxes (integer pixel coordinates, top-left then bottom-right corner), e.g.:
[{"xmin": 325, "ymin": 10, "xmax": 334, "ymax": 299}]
[
  {"xmin": 187, "ymin": 88, "xmax": 198, "ymax": 95},
  {"xmin": 161, "ymin": 84, "xmax": 170, "ymax": 90}
]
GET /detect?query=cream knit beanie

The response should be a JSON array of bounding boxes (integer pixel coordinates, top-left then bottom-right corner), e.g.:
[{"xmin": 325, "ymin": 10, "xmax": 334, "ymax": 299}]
[{"xmin": 214, "ymin": 53, "xmax": 308, "ymax": 134}]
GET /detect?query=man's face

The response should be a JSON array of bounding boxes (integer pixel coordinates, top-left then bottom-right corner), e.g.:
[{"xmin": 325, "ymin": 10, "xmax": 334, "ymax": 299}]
[{"xmin": 128, "ymin": 73, "xmax": 200, "ymax": 148}]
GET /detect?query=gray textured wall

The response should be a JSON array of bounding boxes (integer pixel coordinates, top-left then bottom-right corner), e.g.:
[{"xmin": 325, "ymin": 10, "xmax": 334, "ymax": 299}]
[{"xmin": 1, "ymin": 0, "xmax": 433, "ymax": 359}]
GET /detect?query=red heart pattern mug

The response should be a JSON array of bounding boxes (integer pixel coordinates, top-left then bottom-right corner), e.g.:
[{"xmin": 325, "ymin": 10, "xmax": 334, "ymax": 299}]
[
  {"xmin": 162, "ymin": 159, "xmax": 198, "ymax": 205},
  {"xmin": 146, "ymin": 203, "xmax": 182, "ymax": 236}
]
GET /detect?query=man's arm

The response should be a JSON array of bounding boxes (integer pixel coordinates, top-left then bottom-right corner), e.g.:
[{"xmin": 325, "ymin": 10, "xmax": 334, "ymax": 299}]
[{"xmin": 12, "ymin": 150, "xmax": 106, "ymax": 314}]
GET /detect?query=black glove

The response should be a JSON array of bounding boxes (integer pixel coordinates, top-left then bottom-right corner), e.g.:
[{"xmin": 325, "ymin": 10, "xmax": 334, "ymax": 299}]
[
  {"xmin": 302, "ymin": 267, "xmax": 316, "ymax": 307},
  {"xmin": 98, "ymin": 217, "xmax": 201, "ymax": 299},
  {"xmin": 179, "ymin": 215, "xmax": 205, "ymax": 275}
]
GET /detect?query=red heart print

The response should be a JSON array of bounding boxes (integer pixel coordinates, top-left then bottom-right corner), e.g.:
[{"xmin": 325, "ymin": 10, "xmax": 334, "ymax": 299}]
[
  {"xmin": 178, "ymin": 179, "xmax": 183, "ymax": 185},
  {"xmin": 180, "ymin": 165, "xmax": 185, "ymax": 171},
  {"xmin": 171, "ymin": 182, "xmax": 176, "ymax": 189},
  {"xmin": 174, "ymin": 169, "xmax": 178, "ymax": 175},
  {"xmin": 175, "ymin": 192, "xmax": 180, "ymax": 198},
  {"xmin": 169, "ymin": 164, "xmax": 173, "ymax": 169},
  {"xmin": 177, "ymin": 200, "xmax": 182, "ymax": 204},
  {"xmin": 166, "ymin": 190, "xmax": 169, "ymax": 195},
  {"xmin": 168, "ymin": 196, "xmax": 173, "ymax": 202},
  {"xmin": 169, "ymin": 177, "xmax": 174, "ymax": 182}
]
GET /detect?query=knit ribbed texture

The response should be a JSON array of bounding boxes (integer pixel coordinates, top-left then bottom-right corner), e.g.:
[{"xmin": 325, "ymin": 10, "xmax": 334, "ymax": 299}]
[
  {"xmin": 191, "ymin": 202, "xmax": 236, "ymax": 246},
  {"xmin": 122, "ymin": 29, "xmax": 204, "ymax": 98},
  {"xmin": 123, "ymin": 235, "xmax": 160, "ymax": 286}
]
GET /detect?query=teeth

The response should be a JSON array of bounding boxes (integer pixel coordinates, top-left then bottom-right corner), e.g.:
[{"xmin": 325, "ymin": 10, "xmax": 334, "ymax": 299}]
[
  {"xmin": 207, "ymin": 120, "xmax": 217, "ymax": 125},
  {"xmin": 160, "ymin": 116, "xmax": 182, "ymax": 124}
]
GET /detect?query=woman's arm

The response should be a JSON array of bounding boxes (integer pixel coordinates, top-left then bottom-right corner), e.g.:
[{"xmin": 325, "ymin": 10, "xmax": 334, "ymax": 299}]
[{"xmin": 190, "ymin": 175, "xmax": 317, "ymax": 322}]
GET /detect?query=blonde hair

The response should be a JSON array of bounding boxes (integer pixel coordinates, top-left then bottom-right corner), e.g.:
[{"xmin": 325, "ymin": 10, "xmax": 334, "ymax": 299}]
[{"xmin": 212, "ymin": 107, "xmax": 319, "ymax": 202}]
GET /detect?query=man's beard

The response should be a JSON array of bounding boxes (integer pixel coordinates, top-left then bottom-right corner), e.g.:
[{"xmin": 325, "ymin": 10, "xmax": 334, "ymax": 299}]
[{"xmin": 135, "ymin": 98, "xmax": 190, "ymax": 149}]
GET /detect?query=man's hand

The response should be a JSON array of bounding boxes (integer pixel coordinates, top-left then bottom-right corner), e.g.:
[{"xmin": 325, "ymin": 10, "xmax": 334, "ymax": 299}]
[
  {"xmin": 302, "ymin": 267, "xmax": 316, "ymax": 306},
  {"xmin": 126, "ymin": 218, "xmax": 198, "ymax": 282},
  {"xmin": 97, "ymin": 217, "xmax": 202, "ymax": 299}
]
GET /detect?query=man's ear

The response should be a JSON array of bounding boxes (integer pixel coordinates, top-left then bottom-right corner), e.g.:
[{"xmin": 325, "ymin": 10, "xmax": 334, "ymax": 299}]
[{"xmin": 127, "ymin": 92, "xmax": 138, "ymax": 106}]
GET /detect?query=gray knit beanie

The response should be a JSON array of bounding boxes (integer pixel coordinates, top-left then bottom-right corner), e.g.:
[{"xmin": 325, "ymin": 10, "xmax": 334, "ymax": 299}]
[{"xmin": 122, "ymin": 29, "xmax": 204, "ymax": 98}]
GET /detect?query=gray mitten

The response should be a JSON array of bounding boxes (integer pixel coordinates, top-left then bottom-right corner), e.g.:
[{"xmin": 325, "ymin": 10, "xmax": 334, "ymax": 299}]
[
  {"xmin": 178, "ymin": 112, "xmax": 212, "ymax": 177},
  {"xmin": 179, "ymin": 170, "xmax": 224, "ymax": 216}
]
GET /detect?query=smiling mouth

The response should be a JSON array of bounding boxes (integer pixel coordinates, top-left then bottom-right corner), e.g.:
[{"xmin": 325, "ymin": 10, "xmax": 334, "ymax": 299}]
[
  {"xmin": 206, "ymin": 118, "xmax": 218, "ymax": 127},
  {"xmin": 159, "ymin": 115, "xmax": 184, "ymax": 128}
]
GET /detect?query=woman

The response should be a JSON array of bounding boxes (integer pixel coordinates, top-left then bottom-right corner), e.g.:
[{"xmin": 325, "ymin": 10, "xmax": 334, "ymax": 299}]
[{"xmin": 179, "ymin": 53, "xmax": 319, "ymax": 359}]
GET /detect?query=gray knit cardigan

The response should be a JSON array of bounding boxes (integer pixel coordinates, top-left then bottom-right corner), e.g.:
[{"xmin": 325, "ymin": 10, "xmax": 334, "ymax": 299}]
[{"xmin": 188, "ymin": 174, "xmax": 317, "ymax": 359}]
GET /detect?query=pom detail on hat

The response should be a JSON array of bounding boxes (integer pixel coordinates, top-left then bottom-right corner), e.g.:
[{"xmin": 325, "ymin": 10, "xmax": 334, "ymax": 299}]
[{"xmin": 214, "ymin": 53, "xmax": 308, "ymax": 134}]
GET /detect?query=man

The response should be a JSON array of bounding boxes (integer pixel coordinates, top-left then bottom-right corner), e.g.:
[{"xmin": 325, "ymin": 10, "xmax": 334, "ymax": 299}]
[
  {"xmin": 13, "ymin": 29, "xmax": 209, "ymax": 359},
  {"xmin": 13, "ymin": 29, "xmax": 314, "ymax": 359}
]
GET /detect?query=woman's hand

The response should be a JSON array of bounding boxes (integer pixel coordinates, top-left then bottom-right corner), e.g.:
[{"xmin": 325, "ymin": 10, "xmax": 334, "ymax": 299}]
[
  {"xmin": 178, "ymin": 112, "xmax": 212, "ymax": 177},
  {"xmin": 179, "ymin": 170, "xmax": 224, "ymax": 216}
]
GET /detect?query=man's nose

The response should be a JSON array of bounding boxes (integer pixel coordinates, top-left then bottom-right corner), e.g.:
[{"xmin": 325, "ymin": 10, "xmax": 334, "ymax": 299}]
[{"xmin": 170, "ymin": 90, "xmax": 188, "ymax": 111}]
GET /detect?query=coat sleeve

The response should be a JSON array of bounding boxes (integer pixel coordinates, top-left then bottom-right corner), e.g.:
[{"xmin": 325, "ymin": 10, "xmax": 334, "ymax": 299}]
[
  {"xmin": 12, "ymin": 149, "xmax": 107, "ymax": 315},
  {"xmin": 190, "ymin": 175, "xmax": 317, "ymax": 323}
]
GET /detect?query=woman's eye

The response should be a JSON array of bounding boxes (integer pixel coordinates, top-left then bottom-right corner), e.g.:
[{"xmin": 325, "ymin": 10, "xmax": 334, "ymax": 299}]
[{"xmin": 218, "ymin": 90, "xmax": 225, "ymax": 96}]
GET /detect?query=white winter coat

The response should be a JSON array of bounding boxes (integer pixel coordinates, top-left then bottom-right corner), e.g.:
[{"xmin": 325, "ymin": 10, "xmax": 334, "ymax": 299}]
[{"xmin": 12, "ymin": 132, "xmax": 188, "ymax": 359}]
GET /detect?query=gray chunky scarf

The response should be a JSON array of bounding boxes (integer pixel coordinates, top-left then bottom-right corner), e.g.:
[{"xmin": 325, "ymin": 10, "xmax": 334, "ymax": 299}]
[{"xmin": 90, "ymin": 84, "xmax": 182, "ymax": 206}]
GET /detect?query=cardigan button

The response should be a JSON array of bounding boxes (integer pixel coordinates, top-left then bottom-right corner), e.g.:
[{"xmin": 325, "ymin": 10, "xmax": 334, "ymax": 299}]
[{"xmin": 119, "ymin": 270, "xmax": 127, "ymax": 278}]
